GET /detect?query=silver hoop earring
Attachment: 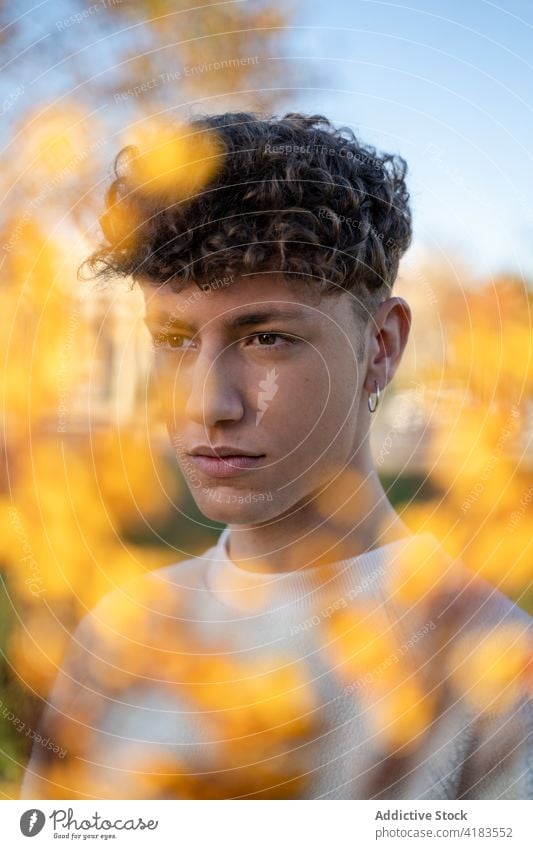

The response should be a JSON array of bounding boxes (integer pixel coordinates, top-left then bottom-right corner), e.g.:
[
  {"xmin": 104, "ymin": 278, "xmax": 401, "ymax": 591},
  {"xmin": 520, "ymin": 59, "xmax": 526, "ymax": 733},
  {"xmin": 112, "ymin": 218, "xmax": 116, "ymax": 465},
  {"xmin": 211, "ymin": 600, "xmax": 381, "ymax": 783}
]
[{"xmin": 368, "ymin": 380, "xmax": 380, "ymax": 413}]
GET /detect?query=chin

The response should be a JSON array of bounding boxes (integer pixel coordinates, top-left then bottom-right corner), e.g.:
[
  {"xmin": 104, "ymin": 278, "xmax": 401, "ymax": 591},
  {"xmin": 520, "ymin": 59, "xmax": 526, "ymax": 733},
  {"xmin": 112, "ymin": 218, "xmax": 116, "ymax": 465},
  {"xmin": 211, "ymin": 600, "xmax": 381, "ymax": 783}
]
[{"xmin": 192, "ymin": 485, "xmax": 278, "ymax": 524}]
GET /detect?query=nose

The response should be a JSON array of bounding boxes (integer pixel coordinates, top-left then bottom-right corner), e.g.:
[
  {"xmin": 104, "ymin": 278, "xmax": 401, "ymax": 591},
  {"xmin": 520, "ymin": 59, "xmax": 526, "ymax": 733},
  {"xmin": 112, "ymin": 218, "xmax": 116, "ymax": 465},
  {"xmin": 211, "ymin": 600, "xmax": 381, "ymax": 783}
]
[{"xmin": 184, "ymin": 350, "xmax": 244, "ymax": 427}]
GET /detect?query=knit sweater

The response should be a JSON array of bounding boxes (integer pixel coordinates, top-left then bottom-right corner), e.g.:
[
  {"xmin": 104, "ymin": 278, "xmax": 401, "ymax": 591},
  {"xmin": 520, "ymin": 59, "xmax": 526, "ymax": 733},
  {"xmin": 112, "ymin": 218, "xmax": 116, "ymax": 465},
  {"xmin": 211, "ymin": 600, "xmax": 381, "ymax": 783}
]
[{"xmin": 21, "ymin": 527, "xmax": 532, "ymax": 800}]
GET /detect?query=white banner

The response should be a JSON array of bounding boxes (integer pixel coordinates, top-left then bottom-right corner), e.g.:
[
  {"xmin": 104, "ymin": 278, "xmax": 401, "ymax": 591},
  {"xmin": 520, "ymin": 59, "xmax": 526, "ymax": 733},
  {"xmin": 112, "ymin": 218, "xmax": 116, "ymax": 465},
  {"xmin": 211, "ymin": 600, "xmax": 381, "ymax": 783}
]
[{"xmin": 1, "ymin": 799, "xmax": 531, "ymax": 848}]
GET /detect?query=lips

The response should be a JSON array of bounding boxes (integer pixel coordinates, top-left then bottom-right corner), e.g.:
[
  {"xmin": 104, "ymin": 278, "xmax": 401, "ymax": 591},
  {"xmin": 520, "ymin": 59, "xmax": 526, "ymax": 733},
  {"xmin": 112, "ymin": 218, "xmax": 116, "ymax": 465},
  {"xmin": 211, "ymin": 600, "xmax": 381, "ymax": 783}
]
[
  {"xmin": 189, "ymin": 445, "xmax": 264, "ymax": 458},
  {"xmin": 187, "ymin": 453, "xmax": 265, "ymax": 478}
]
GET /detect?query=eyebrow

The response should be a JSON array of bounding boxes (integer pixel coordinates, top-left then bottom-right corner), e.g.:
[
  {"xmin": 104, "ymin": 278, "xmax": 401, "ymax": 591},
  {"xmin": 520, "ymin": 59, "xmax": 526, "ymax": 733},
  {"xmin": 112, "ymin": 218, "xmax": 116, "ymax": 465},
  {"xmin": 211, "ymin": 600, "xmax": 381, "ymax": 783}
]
[{"xmin": 144, "ymin": 308, "xmax": 313, "ymax": 333}]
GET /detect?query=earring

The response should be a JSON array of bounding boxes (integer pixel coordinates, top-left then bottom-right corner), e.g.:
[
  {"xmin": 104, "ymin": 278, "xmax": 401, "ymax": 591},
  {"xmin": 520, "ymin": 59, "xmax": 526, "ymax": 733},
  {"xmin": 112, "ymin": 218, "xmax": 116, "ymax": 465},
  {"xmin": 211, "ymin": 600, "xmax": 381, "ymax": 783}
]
[{"xmin": 368, "ymin": 379, "xmax": 380, "ymax": 413}]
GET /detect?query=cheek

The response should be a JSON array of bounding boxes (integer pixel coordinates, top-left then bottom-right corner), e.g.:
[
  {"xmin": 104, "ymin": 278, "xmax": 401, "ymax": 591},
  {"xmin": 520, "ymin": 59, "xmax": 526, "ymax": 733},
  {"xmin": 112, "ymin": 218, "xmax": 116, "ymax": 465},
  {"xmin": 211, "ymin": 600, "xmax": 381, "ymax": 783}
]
[
  {"xmin": 254, "ymin": 371, "xmax": 325, "ymax": 440},
  {"xmin": 267, "ymin": 351, "xmax": 331, "ymax": 415},
  {"xmin": 272, "ymin": 365, "xmax": 356, "ymax": 430},
  {"xmin": 274, "ymin": 369, "xmax": 359, "ymax": 461}
]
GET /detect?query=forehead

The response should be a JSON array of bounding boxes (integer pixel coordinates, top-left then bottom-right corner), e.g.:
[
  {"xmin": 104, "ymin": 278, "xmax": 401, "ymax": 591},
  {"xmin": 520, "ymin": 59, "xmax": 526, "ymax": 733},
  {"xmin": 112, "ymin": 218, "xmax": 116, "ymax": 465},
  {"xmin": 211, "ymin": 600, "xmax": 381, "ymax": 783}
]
[{"xmin": 141, "ymin": 273, "xmax": 350, "ymax": 327}]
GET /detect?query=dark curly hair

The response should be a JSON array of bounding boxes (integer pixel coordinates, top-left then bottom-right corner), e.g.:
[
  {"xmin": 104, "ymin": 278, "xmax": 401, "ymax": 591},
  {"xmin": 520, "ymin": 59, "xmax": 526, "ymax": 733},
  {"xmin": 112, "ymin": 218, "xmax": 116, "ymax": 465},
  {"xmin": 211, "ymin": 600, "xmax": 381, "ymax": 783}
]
[{"xmin": 81, "ymin": 111, "xmax": 412, "ymax": 323}]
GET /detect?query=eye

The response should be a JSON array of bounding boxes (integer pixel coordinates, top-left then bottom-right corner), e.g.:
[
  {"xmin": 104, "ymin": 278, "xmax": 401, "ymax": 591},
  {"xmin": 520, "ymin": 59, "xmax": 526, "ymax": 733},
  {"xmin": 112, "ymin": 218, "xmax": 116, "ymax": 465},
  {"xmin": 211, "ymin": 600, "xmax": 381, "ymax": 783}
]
[
  {"xmin": 151, "ymin": 331, "xmax": 296, "ymax": 352},
  {"xmin": 152, "ymin": 333, "xmax": 194, "ymax": 351},
  {"xmin": 247, "ymin": 332, "xmax": 294, "ymax": 348}
]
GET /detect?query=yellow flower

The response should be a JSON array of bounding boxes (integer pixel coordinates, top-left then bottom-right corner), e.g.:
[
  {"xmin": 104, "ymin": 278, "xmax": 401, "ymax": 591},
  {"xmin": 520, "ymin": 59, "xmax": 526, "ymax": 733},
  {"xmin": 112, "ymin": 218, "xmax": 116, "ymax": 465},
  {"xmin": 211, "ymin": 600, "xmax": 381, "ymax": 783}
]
[
  {"xmin": 126, "ymin": 119, "xmax": 224, "ymax": 199},
  {"xmin": 446, "ymin": 624, "xmax": 531, "ymax": 715},
  {"xmin": 370, "ymin": 677, "xmax": 436, "ymax": 754}
]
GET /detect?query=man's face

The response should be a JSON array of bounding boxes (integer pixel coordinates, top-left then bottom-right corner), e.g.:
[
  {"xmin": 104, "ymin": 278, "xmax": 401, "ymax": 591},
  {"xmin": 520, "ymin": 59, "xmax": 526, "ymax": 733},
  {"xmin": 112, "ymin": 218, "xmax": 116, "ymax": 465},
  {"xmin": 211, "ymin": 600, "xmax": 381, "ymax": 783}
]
[{"xmin": 142, "ymin": 273, "xmax": 370, "ymax": 525}]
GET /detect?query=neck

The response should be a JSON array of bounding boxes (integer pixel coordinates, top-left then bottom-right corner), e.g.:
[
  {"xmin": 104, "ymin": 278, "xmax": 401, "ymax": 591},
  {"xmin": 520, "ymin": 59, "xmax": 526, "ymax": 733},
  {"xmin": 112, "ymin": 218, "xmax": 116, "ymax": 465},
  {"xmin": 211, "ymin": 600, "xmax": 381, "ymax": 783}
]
[{"xmin": 224, "ymin": 464, "xmax": 411, "ymax": 575}]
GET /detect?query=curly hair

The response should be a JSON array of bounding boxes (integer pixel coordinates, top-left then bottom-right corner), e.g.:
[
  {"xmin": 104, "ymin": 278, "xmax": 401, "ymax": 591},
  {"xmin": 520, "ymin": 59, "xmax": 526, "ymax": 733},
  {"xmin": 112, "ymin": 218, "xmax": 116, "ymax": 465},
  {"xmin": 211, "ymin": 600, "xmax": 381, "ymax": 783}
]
[{"xmin": 81, "ymin": 111, "xmax": 412, "ymax": 322}]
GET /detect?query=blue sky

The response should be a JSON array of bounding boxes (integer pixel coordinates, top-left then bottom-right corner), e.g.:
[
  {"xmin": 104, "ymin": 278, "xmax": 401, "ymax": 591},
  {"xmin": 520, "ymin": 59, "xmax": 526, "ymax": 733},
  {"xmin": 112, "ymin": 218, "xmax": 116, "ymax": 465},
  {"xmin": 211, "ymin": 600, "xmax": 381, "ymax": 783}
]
[{"xmin": 287, "ymin": 0, "xmax": 533, "ymax": 280}]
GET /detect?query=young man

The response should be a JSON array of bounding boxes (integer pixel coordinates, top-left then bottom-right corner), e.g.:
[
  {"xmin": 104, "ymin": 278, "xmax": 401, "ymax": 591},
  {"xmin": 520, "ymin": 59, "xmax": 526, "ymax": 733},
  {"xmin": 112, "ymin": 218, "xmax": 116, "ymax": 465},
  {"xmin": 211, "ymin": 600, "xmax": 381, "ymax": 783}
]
[{"xmin": 22, "ymin": 113, "xmax": 531, "ymax": 800}]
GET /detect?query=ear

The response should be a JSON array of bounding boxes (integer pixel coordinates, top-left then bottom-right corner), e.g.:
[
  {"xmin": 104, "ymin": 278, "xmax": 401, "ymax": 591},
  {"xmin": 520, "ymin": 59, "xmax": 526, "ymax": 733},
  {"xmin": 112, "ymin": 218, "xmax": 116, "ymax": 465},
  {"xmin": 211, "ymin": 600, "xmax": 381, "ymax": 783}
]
[{"xmin": 363, "ymin": 297, "xmax": 412, "ymax": 393}]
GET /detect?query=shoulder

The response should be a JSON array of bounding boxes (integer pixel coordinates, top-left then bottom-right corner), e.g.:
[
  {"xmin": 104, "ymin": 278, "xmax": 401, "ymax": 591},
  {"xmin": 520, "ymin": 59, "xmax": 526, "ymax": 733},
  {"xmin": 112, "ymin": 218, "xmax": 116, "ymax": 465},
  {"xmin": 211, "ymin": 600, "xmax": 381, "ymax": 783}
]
[
  {"xmin": 38, "ymin": 544, "xmax": 219, "ymax": 708},
  {"xmin": 439, "ymin": 553, "xmax": 532, "ymax": 633},
  {"xmin": 82, "ymin": 543, "xmax": 218, "ymax": 633},
  {"xmin": 385, "ymin": 535, "xmax": 532, "ymax": 704},
  {"xmin": 21, "ymin": 546, "xmax": 220, "ymax": 795},
  {"xmin": 397, "ymin": 533, "xmax": 531, "ymax": 627}
]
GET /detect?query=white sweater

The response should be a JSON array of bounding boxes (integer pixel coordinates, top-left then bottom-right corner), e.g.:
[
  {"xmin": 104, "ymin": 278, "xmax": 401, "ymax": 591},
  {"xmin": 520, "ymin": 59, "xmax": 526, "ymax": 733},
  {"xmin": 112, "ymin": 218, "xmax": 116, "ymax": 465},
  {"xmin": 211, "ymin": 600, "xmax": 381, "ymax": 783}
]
[{"xmin": 21, "ymin": 528, "xmax": 532, "ymax": 800}]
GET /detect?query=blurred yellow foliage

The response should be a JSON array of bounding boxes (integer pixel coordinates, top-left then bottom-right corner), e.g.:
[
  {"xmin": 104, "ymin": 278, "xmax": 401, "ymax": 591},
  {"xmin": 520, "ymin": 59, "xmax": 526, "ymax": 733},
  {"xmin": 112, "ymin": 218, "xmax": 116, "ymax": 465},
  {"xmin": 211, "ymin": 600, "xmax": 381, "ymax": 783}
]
[
  {"xmin": 403, "ymin": 278, "xmax": 533, "ymax": 598},
  {"xmin": 325, "ymin": 604, "xmax": 400, "ymax": 684},
  {"xmin": 126, "ymin": 119, "xmax": 224, "ymax": 199},
  {"xmin": 369, "ymin": 677, "xmax": 436, "ymax": 754},
  {"xmin": 14, "ymin": 104, "xmax": 101, "ymax": 182},
  {"xmin": 446, "ymin": 624, "xmax": 532, "ymax": 715},
  {"xmin": 386, "ymin": 533, "xmax": 462, "ymax": 606},
  {"xmin": 324, "ymin": 602, "xmax": 437, "ymax": 755},
  {"xmin": 0, "ymin": 224, "xmax": 85, "ymax": 430}
]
